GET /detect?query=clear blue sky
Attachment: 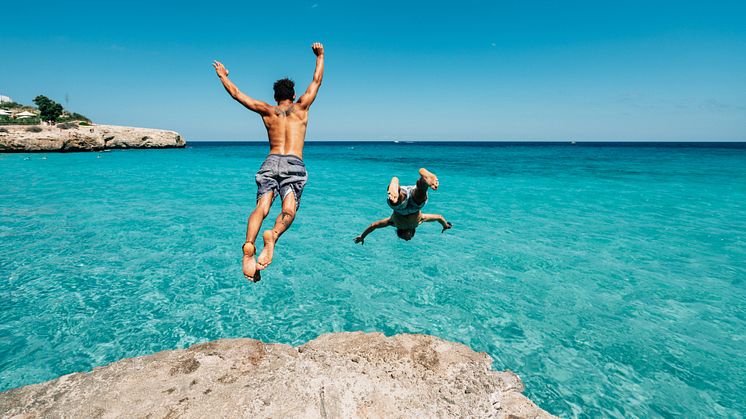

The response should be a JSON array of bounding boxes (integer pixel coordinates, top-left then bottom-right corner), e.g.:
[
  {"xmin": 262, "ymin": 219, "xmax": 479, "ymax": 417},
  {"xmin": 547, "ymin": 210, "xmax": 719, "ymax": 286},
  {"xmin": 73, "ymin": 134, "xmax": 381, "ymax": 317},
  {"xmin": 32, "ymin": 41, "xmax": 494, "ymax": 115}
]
[{"xmin": 2, "ymin": 0, "xmax": 744, "ymax": 141}]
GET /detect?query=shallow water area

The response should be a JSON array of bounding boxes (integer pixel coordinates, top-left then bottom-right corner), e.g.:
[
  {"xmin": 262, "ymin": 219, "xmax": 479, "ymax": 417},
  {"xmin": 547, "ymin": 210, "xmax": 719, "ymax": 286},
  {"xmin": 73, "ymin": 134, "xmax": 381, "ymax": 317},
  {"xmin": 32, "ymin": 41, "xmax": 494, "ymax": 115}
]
[{"xmin": 1, "ymin": 142, "xmax": 745, "ymax": 417}]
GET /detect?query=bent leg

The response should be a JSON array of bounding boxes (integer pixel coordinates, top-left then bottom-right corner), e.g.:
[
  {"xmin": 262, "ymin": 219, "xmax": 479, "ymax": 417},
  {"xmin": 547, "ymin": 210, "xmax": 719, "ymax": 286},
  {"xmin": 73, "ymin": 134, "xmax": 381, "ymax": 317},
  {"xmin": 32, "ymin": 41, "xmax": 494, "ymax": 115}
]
[
  {"xmin": 243, "ymin": 192, "xmax": 274, "ymax": 281},
  {"xmin": 388, "ymin": 176, "xmax": 404, "ymax": 205},
  {"xmin": 257, "ymin": 192, "xmax": 297, "ymax": 270},
  {"xmin": 412, "ymin": 167, "xmax": 439, "ymax": 204},
  {"xmin": 246, "ymin": 192, "xmax": 274, "ymax": 244}
]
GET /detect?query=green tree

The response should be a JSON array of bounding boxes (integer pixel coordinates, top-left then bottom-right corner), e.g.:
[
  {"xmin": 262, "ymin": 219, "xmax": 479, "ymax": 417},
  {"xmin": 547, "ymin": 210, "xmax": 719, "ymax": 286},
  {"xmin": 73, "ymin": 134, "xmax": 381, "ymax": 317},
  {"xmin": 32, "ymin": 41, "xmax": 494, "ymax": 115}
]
[{"xmin": 33, "ymin": 95, "xmax": 64, "ymax": 122}]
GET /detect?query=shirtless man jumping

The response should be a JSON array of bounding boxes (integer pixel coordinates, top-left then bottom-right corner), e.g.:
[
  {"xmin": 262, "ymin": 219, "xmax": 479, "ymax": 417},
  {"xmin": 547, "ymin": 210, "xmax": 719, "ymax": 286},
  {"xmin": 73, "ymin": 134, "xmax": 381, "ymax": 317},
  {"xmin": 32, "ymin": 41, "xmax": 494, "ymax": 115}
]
[
  {"xmin": 354, "ymin": 168, "xmax": 452, "ymax": 244},
  {"xmin": 213, "ymin": 42, "xmax": 324, "ymax": 282}
]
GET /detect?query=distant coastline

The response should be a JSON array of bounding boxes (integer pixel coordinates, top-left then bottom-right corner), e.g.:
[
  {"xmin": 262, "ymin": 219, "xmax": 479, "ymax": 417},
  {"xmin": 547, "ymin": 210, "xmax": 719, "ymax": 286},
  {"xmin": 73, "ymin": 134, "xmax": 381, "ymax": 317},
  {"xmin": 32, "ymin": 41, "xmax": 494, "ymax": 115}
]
[
  {"xmin": 0, "ymin": 95, "xmax": 184, "ymax": 152},
  {"xmin": 0, "ymin": 124, "xmax": 186, "ymax": 153}
]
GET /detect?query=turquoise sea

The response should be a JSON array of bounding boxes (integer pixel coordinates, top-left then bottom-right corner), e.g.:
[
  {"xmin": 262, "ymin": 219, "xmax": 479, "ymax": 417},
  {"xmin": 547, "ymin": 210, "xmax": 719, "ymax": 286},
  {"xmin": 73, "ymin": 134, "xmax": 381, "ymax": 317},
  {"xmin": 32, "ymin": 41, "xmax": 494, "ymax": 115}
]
[{"xmin": 1, "ymin": 142, "xmax": 745, "ymax": 417}]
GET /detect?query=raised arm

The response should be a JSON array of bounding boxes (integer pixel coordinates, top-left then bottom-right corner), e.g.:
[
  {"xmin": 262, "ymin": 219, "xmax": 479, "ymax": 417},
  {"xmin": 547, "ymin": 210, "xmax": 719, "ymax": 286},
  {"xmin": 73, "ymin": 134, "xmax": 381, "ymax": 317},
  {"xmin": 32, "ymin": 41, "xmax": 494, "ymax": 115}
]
[
  {"xmin": 354, "ymin": 217, "xmax": 391, "ymax": 244},
  {"xmin": 297, "ymin": 42, "xmax": 325, "ymax": 109},
  {"xmin": 420, "ymin": 214, "xmax": 453, "ymax": 233},
  {"xmin": 213, "ymin": 60, "xmax": 272, "ymax": 116}
]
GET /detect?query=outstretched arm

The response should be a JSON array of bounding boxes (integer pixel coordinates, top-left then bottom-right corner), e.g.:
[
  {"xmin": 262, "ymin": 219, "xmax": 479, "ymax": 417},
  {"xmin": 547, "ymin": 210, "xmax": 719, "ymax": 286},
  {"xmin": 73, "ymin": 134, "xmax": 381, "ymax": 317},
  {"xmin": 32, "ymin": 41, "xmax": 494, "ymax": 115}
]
[
  {"xmin": 421, "ymin": 214, "xmax": 452, "ymax": 233},
  {"xmin": 354, "ymin": 217, "xmax": 391, "ymax": 244},
  {"xmin": 297, "ymin": 42, "xmax": 325, "ymax": 109},
  {"xmin": 213, "ymin": 60, "xmax": 272, "ymax": 115}
]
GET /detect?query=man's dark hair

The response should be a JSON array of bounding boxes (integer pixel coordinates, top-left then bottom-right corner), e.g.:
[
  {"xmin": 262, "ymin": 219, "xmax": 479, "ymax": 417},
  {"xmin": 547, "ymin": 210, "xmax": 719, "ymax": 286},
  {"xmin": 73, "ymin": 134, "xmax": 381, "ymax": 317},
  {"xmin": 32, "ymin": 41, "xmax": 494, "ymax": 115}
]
[
  {"xmin": 273, "ymin": 78, "xmax": 295, "ymax": 102},
  {"xmin": 396, "ymin": 228, "xmax": 416, "ymax": 241}
]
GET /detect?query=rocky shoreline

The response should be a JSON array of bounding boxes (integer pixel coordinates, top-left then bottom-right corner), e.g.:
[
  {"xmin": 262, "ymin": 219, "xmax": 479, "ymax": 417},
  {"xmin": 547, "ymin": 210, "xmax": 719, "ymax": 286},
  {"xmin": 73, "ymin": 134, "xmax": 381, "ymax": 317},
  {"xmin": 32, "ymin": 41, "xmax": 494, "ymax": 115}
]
[
  {"xmin": 0, "ymin": 124, "xmax": 185, "ymax": 152},
  {"xmin": 0, "ymin": 332, "xmax": 554, "ymax": 418}
]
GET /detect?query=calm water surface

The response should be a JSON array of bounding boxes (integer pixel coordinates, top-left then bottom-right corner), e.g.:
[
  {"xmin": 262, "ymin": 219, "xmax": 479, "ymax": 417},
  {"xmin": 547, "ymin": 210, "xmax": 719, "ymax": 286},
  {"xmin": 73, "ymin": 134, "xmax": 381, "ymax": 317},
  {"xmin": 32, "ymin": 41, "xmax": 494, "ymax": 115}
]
[{"xmin": 1, "ymin": 142, "xmax": 745, "ymax": 417}]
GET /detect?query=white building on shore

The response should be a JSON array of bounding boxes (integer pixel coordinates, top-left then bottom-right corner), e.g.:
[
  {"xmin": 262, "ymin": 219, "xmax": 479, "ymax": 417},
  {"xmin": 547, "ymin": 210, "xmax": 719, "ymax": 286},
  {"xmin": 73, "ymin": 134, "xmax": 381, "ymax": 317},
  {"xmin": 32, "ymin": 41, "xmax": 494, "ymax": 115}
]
[
  {"xmin": 15, "ymin": 111, "xmax": 37, "ymax": 119},
  {"xmin": 0, "ymin": 95, "xmax": 13, "ymax": 104}
]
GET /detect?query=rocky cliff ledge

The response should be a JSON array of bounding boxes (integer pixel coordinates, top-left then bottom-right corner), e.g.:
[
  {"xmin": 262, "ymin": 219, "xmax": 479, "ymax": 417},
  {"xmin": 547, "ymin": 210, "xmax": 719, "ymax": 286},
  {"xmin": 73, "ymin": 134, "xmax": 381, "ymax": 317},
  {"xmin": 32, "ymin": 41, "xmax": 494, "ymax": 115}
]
[
  {"xmin": 0, "ymin": 124, "xmax": 185, "ymax": 152},
  {"xmin": 0, "ymin": 332, "xmax": 554, "ymax": 418}
]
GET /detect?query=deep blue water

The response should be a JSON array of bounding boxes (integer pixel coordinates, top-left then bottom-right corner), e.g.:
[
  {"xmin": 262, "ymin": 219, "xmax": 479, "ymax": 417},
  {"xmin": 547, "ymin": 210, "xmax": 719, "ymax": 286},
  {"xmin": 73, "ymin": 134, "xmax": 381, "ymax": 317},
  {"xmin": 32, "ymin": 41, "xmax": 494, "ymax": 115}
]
[{"xmin": 1, "ymin": 142, "xmax": 745, "ymax": 417}]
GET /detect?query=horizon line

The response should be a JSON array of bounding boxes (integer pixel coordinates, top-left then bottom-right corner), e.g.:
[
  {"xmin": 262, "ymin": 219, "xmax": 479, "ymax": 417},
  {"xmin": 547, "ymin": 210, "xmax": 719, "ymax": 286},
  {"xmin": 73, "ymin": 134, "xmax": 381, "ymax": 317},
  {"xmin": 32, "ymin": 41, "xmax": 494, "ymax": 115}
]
[{"xmin": 188, "ymin": 139, "xmax": 746, "ymax": 143}]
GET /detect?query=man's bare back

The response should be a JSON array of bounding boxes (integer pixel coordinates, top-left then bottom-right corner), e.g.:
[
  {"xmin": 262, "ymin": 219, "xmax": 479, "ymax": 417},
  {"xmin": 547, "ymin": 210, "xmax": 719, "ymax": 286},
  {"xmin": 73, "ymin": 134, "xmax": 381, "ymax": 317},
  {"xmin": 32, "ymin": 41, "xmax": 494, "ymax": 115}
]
[
  {"xmin": 262, "ymin": 102, "xmax": 309, "ymax": 159},
  {"xmin": 213, "ymin": 42, "xmax": 324, "ymax": 282}
]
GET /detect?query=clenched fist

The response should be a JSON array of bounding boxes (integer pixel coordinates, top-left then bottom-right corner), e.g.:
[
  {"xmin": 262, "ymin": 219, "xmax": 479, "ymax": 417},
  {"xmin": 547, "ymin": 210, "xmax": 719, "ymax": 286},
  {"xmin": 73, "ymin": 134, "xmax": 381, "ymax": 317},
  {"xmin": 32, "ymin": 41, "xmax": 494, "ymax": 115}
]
[{"xmin": 311, "ymin": 42, "xmax": 324, "ymax": 57}]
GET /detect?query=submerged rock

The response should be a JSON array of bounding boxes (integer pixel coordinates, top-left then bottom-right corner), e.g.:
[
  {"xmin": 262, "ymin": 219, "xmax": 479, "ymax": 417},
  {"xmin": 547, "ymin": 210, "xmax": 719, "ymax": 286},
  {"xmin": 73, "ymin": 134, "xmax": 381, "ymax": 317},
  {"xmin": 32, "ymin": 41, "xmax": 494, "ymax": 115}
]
[
  {"xmin": 0, "ymin": 332, "xmax": 554, "ymax": 418},
  {"xmin": 0, "ymin": 124, "xmax": 185, "ymax": 152}
]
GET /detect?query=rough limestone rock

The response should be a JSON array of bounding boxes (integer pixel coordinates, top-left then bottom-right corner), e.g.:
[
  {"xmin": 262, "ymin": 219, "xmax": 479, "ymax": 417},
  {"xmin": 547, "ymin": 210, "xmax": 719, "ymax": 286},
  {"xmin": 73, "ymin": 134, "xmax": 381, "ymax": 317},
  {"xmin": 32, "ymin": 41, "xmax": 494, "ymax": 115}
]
[
  {"xmin": 0, "ymin": 124, "xmax": 185, "ymax": 152},
  {"xmin": 0, "ymin": 332, "xmax": 554, "ymax": 418}
]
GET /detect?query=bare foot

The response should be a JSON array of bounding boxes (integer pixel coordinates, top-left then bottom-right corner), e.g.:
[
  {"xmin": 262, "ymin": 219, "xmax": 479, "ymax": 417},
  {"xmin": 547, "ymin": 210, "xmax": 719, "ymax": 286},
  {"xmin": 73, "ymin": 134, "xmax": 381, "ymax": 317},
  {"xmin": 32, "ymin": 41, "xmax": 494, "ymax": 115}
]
[
  {"xmin": 257, "ymin": 230, "xmax": 277, "ymax": 270},
  {"xmin": 388, "ymin": 176, "xmax": 400, "ymax": 204},
  {"xmin": 419, "ymin": 168, "xmax": 439, "ymax": 190},
  {"xmin": 242, "ymin": 242, "xmax": 260, "ymax": 282}
]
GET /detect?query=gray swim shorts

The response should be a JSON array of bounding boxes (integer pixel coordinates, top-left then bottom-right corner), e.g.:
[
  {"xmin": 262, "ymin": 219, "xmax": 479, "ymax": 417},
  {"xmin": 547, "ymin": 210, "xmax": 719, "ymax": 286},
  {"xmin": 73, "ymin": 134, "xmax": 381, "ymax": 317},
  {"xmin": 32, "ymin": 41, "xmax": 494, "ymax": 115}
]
[
  {"xmin": 388, "ymin": 185, "xmax": 427, "ymax": 215},
  {"xmin": 255, "ymin": 154, "xmax": 308, "ymax": 208}
]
